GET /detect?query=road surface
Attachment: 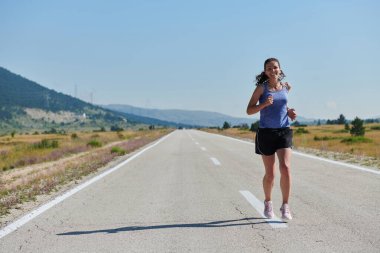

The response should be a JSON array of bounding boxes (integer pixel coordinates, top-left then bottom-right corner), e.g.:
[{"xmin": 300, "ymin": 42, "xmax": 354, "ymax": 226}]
[{"xmin": 1, "ymin": 130, "xmax": 379, "ymax": 252}]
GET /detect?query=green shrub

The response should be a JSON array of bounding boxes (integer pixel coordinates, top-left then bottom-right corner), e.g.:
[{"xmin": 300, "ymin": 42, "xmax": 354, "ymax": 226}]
[
  {"xmin": 350, "ymin": 117, "xmax": 365, "ymax": 136},
  {"xmin": 111, "ymin": 146, "xmax": 126, "ymax": 155},
  {"xmin": 333, "ymin": 129, "xmax": 350, "ymax": 133},
  {"xmin": 292, "ymin": 121, "xmax": 308, "ymax": 127},
  {"xmin": 2, "ymin": 166, "xmax": 12, "ymax": 171},
  {"xmin": 314, "ymin": 136, "xmax": 341, "ymax": 141},
  {"xmin": 87, "ymin": 140, "xmax": 102, "ymax": 148},
  {"xmin": 341, "ymin": 136, "xmax": 372, "ymax": 144},
  {"xmin": 250, "ymin": 121, "xmax": 259, "ymax": 132},
  {"xmin": 32, "ymin": 139, "xmax": 59, "ymax": 149},
  {"xmin": 370, "ymin": 126, "xmax": 380, "ymax": 130},
  {"xmin": 295, "ymin": 128, "xmax": 309, "ymax": 134},
  {"xmin": 222, "ymin": 121, "xmax": 231, "ymax": 129}
]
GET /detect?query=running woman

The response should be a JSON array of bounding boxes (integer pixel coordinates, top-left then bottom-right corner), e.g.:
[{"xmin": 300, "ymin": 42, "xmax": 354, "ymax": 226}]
[{"xmin": 246, "ymin": 58, "xmax": 297, "ymax": 220}]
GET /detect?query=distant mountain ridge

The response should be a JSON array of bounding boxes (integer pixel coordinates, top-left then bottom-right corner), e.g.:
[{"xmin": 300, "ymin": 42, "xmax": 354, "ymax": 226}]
[
  {"xmin": 0, "ymin": 67, "xmax": 144, "ymax": 133},
  {"xmin": 0, "ymin": 66, "xmax": 201, "ymax": 133},
  {"xmin": 104, "ymin": 104, "xmax": 258, "ymax": 127}
]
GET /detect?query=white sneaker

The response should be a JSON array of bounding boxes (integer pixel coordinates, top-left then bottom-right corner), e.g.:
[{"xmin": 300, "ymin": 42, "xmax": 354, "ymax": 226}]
[
  {"xmin": 264, "ymin": 200, "xmax": 274, "ymax": 218},
  {"xmin": 280, "ymin": 203, "xmax": 292, "ymax": 220}
]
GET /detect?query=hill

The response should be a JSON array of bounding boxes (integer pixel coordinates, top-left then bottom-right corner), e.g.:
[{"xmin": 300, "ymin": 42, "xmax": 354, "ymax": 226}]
[
  {"xmin": 0, "ymin": 67, "xmax": 91, "ymax": 112},
  {"xmin": 0, "ymin": 67, "xmax": 133, "ymax": 133},
  {"xmin": 104, "ymin": 104, "xmax": 258, "ymax": 127}
]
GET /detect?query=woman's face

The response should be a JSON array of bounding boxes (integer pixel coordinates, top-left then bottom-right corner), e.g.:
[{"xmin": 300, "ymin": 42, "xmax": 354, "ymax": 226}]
[{"xmin": 264, "ymin": 61, "xmax": 281, "ymax": 80}]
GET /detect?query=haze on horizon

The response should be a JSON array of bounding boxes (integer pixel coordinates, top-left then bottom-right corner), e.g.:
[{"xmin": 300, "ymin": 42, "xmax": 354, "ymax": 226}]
[{"xmin": 1, "ymin": 0, "xmax": 379, "ymax": 120}]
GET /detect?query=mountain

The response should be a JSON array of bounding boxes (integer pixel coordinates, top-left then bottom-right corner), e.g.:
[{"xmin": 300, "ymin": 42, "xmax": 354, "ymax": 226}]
[
  {"xmin": 0, "ymin": 67, "xmax": 135, "ymax": 133},
  {"xmin": 1, "ymin": 68, "xmax": 91, "ymax": 112},
  {"xmin": 112, "ymin": 112, "xmax": 198, "ymax": 128},
  {"xmin": 103, "ymin": 104, "xmax": 258, "ymax": 127}
]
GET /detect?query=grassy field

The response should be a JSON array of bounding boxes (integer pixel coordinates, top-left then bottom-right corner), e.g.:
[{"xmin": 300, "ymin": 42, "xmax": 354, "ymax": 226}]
[
  {"xmin": 0, "ymin": 130, "xmax": 146, "ymax": 171},
  {"xmin": 203, "ymin": 123, "xmax": 380, "ymax": 169},
  {"xmin": 0, "ymin": 128, "xmax": 173, "ymax": 217}
]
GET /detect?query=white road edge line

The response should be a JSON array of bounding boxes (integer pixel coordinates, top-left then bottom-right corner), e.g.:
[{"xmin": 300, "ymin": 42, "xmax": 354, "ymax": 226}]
[
  {"xmin": 201, "ymin": 147, "xmax": 207, "ymax": 151},
  {"xmin": 239, "ymin": 191, "xmax": 287, "ymax": 229},
  {"xmin": 210, "ymin": 157, "xmax": 221, "ymax": 166},
  {"xmin": 292, "ymin": 151, "xmax": 380, "ymax": 175},
  {"xmin": 201, "ymin": 130, "xmax": 380, "ymax": 176},
  {"xmin": 0, "ymin": 131, "xmax": 175, "ymax": 240}
]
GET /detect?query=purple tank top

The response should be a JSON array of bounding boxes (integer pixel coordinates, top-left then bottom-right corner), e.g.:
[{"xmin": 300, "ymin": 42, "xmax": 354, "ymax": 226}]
[{"xmin": 259, "ymin": 82, "xmax": 290, "ymax": 128}]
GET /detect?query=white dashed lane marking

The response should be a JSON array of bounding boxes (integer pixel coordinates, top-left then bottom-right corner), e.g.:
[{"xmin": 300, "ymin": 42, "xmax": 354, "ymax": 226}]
[
  {"xmin": 240, "ymin": 190, "xmax": 288, "ymax": 229},
  {"xmin": 210, "ymin": 157, "xmax": 221, "ymax": 166}
]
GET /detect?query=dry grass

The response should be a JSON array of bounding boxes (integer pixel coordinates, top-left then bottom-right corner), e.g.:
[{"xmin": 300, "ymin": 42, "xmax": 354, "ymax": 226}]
[
  {"xmin": 0, "ymin": 128, "xmax": 172, "ymax": 217},
  {"xmin": 0, "ymin": 130, "xmax": 145, "ymax": 171},
  {"xmin": 203, "ymin": 123, "xmax": 380, "ymax": 169},
  {"xmin": 292, "ymin": 124, "xmax": 380, "ymax": 158}
]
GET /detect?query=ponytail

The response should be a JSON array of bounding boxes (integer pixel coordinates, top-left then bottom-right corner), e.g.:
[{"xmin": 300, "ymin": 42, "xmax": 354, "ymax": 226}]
[
  {"xmin": 254, "ymin": 58, "xmax": 286, "ymax": 86},
  {"xmin": 255, "ymin": 72, "xmax": 268, "ymax": 86}
]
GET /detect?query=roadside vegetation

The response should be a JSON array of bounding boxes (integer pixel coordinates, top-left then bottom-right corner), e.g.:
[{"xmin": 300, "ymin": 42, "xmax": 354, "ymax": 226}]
[
  {"xmin": 0, "ymin": 128, "xmax": 172, "ymax": 217},
  {"xmin": 204, "ymin": 121, "xmax": 380, "ymax": 169}
]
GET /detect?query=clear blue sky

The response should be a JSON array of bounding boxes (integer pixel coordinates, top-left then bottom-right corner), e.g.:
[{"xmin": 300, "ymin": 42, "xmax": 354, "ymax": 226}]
[{"xmin": 1, "ymin": 0, "xmax": 379, "ymax": 120}]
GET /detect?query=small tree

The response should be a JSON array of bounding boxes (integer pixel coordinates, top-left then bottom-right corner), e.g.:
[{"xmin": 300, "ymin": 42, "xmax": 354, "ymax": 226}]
[
  {"xmin": 250, "ymin": 121, "xmax": 259, "ymax": 132},
  {"xmin": 222, "ymin": 121, "xmax": 230, "ymax": 129},
  {"xmin": 350, "ymin": 117, "xmax": 365, "ymax": 136},
  {"xmin": 337, "ymin": 114, "xmax": 346, "ymax": 125}
]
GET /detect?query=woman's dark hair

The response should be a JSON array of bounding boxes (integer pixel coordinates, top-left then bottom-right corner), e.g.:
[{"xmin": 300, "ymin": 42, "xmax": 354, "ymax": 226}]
[{"xmin": 255, "ymin": 58, "xmax": 286, "ymax": 86}]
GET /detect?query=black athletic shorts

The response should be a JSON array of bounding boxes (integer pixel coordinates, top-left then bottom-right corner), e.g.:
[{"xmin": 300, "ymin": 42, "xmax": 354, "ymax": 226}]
[{"xmin": 255, "ymin": 127, "xmax": 293, "ymax": 156}]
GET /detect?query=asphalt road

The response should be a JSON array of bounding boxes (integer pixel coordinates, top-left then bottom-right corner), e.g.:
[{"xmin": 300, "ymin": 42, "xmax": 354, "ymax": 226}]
[{"xmin": 1, "ymin": 130, "xmax": 379, "ymax": 252}]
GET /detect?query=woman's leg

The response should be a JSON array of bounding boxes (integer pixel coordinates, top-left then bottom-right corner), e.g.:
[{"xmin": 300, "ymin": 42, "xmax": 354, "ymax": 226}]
[
  {"xmin": 276, "ymin": 148, "xmax": 292, "ymax": 204},
  {"xmin": 261, "ymin": 154, "xmax": 276, "ymax": 201}
]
